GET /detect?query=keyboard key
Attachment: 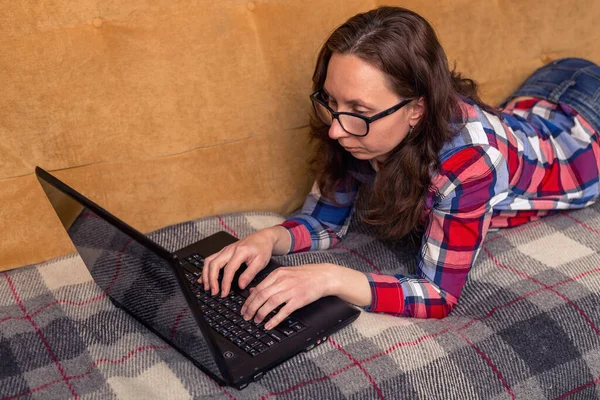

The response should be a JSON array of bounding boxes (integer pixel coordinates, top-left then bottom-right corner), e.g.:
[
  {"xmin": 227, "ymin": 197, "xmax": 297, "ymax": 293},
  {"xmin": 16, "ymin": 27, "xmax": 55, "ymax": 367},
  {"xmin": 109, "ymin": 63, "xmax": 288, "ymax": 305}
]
[
  {"xmin": 224, "ymin": 298, "xmax": 236, "ymax": 307},
  {"xmin": 278, "ymin": 327, "xmax": 296, "ymax": 337},
  {"xmin": 233, "ymin": 337, "xmax": 245, "ymax": 346},
  {"xmin": 215, "ymin": 305, "xmax": 227, "ymax": 314},
  {"xmin": 220, "ymin": 318, "xmax": 231, "ymax": 326},
  {"xmin": 238, "ymin": 321, "xmax": 251, "ymax": 330},
  {"xmin": 268, "ymin": 331, "xmax": 284, "ymax": 342},
  {"xmin": 292, "ymin": 322, "xmax": 306, "ymax": 332},
  {"xmin": 216, "ymin": 326, "xmax": 228, "ymax": 335},
  {"xmin": 249, "ymin": 348, "xmax": 259, "ymax": 357},
  {"xmin": 251, "ymin": 319, "xmax": 265, "ymax": 329},
  {"xmin": 230, "ymin": 328, "xmax": 243, "ymax": 336},
  {"xmin": 239, "ymin": 333, "xmax": 252, "ymax": 342},
  {"xmin": 255, "ymin": 343, "xmax": 268, "ymax": 353},
  {"xmin": 247, "ymin": 327, "xmax": 258, "ymax": 335},
  {"xmin": 246, "ymin": 337, "xmax": 259, "ymax": 347},
  {"xmin": 207, "ymin": 300, "xmax": 218, "ymax": 308},
  {"xmin": 204, "ymin": 309, "xmax": 216, "ymax": 317},
  {"xmin": 279, "ymin": 318, "xmax": 299, "ymax": 329},
  {"xmin": 260, "ymin": 336, "xmax": 276, "ymax": 347},
  {"xmin": 225, "ymin": 331, "xmax": 236, "ymax": 340}
]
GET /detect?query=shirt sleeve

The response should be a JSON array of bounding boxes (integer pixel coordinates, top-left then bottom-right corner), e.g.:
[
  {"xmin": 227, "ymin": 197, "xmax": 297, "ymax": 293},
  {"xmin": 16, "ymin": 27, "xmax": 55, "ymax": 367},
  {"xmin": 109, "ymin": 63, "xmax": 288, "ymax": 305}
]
[
  {"xmin": 279, "ymin": 179, "xmax": 360, "ymax": 254},
  {"xmin": 364, "ymin": 145, "xmax": 509, "ymax": 318}
]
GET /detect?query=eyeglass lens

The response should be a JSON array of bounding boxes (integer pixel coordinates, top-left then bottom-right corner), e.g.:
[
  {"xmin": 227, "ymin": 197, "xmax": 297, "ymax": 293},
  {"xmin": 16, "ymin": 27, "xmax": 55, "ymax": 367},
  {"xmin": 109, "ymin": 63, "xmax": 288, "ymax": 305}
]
[{"xmin": 313, "ymin": 102, "xmax": 368, "ymax": 136}]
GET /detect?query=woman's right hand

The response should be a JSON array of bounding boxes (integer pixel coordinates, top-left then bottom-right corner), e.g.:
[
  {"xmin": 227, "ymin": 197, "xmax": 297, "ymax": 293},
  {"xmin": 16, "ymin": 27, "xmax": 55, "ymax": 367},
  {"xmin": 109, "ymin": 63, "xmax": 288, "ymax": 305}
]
[{"xmin": 199, "ymin": 227, "xmax": 284, "ymax": 298}]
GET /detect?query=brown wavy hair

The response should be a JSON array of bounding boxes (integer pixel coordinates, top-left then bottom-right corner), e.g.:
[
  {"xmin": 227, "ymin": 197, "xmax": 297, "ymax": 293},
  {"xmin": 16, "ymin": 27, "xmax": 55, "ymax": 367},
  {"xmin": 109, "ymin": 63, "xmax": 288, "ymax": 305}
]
[{"xmin": 310, "ymin": 6, "xmax": 500, "ymax": 242}]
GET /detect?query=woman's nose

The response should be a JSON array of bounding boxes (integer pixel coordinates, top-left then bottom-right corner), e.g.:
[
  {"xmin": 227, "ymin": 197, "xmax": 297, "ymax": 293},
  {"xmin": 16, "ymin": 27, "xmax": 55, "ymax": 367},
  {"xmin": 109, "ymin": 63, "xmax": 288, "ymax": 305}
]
[{"xmin": 328, "ymin": 119, "xmax": 349, "ymax": 140}]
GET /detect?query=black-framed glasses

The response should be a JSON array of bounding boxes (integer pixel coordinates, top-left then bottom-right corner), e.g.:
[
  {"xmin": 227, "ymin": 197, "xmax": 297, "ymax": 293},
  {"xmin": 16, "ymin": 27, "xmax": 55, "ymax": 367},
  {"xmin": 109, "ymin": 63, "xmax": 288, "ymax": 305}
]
[{"xmin": 310, "ymin": 89, "xmax": 415, "ymax": 137}]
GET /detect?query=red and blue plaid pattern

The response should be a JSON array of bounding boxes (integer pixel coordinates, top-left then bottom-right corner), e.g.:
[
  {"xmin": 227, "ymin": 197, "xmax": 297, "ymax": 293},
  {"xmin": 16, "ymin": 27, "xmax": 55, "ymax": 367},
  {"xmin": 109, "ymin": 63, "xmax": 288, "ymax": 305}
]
[{"xmin": 282, "ymin": 98, "xmax": 600, "ymax": 319}]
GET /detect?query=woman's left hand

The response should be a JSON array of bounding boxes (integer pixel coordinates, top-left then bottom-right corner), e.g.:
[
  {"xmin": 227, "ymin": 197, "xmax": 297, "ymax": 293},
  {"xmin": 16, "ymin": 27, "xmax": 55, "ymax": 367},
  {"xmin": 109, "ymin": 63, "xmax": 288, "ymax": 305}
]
[{"xmin": 240, "ymin": 263, "xmax": 337, "ymax": 330}]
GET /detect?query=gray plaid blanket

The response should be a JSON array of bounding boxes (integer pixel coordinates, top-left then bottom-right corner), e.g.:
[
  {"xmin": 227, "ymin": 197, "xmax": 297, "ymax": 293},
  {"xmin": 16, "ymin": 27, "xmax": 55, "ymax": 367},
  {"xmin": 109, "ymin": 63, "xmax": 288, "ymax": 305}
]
[{"xmin": 2, "ymin": 201, "xmax": 600, "ymax": 399}]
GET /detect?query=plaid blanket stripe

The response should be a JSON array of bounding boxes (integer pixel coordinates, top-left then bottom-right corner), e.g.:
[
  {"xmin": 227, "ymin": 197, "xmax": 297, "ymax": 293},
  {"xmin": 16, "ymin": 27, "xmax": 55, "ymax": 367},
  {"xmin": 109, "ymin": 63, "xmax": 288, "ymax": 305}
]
[{"xmin": 2, "ymin": 201, "xmax": 600, "ymax": 399}]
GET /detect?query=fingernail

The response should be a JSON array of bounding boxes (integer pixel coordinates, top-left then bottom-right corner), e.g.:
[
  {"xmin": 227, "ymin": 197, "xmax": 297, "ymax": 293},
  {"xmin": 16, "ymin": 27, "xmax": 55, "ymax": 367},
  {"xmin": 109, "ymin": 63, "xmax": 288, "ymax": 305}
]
[{"xmin": 265, "ymin": 323, "xmax": 272, "ymax": 330}]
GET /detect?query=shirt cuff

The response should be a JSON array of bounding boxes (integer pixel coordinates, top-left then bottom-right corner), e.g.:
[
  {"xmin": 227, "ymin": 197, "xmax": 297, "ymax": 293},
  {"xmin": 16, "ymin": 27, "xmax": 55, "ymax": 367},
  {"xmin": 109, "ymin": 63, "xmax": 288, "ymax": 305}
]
[
  {"xmin": 361, "ymin": 272, "xmax": 405, "ymax": 315},
  {"xmin": 279, "ymin": 220, "xmax": 312, "ymax": 254}
]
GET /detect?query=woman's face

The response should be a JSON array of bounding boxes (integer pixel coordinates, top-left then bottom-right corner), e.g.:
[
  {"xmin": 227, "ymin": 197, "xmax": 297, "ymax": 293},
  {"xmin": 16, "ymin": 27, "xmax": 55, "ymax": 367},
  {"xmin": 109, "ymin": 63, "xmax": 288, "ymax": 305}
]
[{"xmin": 323, "ymin": 52, "xmax": 423, "ymax": 162}]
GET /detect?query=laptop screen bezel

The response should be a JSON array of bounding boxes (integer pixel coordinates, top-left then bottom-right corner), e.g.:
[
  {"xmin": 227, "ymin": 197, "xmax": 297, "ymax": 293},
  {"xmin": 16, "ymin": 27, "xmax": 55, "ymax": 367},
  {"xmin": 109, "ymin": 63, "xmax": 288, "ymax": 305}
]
[{"xmin": 34, "ymin": 166, "xmax": 234, "ymax": 385}]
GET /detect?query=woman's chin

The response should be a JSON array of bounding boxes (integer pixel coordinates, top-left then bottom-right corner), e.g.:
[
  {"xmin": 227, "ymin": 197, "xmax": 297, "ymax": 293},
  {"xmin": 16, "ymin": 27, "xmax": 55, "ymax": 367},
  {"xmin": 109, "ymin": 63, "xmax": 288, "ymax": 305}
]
[{"xmin": 349, "ymin": 151, "xmax": 373, "ymax": 160}]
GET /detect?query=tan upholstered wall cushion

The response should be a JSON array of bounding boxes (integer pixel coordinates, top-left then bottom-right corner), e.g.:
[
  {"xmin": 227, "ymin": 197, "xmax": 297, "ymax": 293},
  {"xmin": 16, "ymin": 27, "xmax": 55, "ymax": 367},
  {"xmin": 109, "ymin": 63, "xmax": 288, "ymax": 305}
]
[{"xmin": 2, "ymin": 0, "xmax": 599, "ymax": 271}]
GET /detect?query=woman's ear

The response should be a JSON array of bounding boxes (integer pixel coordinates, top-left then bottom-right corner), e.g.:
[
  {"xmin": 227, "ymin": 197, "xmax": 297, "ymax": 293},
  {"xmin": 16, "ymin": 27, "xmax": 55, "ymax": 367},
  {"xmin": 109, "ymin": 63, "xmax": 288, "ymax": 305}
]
[{"xmin": 409, "ymin": 97, "xmax": 425, "ymax": 127}]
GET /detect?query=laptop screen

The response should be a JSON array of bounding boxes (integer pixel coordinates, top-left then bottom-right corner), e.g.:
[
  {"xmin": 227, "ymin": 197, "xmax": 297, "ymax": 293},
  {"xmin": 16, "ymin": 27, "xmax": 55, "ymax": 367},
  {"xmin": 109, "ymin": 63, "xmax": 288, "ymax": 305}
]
[{"xmin": 36, "ymin": 171, "xmax": 227, "ymax": 383}]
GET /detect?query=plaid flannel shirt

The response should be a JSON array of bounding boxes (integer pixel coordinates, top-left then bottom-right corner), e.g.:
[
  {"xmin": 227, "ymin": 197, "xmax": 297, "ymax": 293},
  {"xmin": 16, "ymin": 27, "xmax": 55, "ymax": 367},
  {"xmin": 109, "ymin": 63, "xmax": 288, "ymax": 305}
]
[{"xmin": 281, "ymin": 98, "xmax": 600, "ymax": 318}]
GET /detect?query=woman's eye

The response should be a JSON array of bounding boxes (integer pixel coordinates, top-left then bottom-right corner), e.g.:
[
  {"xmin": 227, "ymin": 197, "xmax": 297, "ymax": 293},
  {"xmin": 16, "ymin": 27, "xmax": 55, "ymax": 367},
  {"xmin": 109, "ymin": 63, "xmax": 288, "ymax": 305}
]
[{"xmin": 354, "ymin": 110, "xmax": 368, "ymax": 115}]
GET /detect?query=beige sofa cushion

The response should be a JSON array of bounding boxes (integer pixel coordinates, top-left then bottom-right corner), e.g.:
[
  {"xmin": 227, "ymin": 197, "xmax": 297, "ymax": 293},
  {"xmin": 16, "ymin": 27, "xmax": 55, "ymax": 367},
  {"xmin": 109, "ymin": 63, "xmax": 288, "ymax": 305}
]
[{"xmin": 2, "ymin": 0, "xmax": 599, "ymax": 271}]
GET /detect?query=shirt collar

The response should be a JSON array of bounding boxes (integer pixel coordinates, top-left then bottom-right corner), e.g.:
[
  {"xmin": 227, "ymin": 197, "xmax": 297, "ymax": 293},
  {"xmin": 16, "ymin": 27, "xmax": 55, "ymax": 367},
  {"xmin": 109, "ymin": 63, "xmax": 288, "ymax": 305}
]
[{"xmin": 369, "ymin": 159, "xmax": 382, "ymax": 172}]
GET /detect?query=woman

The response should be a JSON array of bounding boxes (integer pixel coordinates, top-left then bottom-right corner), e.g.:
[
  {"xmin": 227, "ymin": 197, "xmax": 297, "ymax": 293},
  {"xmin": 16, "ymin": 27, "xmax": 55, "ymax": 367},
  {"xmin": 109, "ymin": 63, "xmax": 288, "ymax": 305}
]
[{"xmin": 199, "ymin": 7, "xmax": 600, "ymax": 326}]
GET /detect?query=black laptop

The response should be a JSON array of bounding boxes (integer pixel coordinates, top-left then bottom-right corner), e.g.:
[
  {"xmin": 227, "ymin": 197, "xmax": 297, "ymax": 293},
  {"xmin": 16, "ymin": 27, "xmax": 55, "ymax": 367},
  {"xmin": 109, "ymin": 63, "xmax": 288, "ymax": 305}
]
[{"xmin": 35, "ymin": 167, "xmax": 360, "ymax": 390}]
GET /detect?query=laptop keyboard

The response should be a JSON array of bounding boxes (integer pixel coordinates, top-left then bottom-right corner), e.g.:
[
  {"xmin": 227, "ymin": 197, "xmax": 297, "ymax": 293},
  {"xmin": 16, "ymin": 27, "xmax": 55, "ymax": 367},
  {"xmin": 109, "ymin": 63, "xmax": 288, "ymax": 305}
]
[{"xmin": 179, "ymin": 253, "xmax": 307, "ymax": 357}]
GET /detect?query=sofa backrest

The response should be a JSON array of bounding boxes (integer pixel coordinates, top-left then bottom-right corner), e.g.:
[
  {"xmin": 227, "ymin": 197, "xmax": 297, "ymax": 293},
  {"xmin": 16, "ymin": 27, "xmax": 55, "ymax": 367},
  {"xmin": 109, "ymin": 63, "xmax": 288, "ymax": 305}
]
[{"xmin": 2, "ymin": 0, "xmax": 599, "ymax": 271}]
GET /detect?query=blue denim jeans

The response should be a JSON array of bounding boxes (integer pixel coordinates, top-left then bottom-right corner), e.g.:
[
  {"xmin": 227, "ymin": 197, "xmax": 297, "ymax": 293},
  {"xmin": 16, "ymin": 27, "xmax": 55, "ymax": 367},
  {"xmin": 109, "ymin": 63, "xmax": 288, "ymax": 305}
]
[{"xmin": 500, "ymin": 58, "xmax": 600, "ymax": 133}]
